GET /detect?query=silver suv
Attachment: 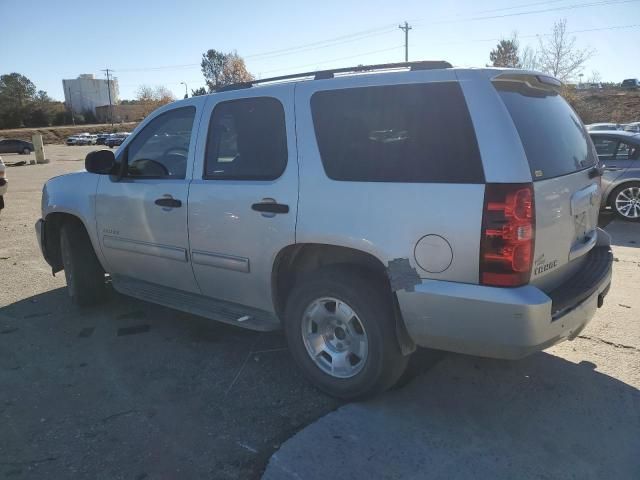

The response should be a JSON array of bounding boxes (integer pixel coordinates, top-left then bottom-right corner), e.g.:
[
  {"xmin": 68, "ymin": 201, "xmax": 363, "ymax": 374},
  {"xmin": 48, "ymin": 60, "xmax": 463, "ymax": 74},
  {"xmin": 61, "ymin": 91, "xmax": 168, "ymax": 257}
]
[{"xmin": 35, "ymin": 62, "xmax": 613, "ymax": 399}]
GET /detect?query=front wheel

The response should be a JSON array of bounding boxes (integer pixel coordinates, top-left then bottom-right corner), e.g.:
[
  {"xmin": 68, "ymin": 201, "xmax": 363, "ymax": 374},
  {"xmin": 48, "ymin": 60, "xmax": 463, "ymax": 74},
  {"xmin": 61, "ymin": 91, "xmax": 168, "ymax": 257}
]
[
  {"xmin": 284, "ymin": 266, "xmax": 408, "ymax": 399},
  {"xmin": 23, "ymin": 147, "xmax": 30, "ymax": 155},
  {"xmin": 60, "ymin": 221, "xmax": 107, "ymax": 306},
  {"xmin": 611, "ymin": 182, "xmax": 640, "ymax": 222}
]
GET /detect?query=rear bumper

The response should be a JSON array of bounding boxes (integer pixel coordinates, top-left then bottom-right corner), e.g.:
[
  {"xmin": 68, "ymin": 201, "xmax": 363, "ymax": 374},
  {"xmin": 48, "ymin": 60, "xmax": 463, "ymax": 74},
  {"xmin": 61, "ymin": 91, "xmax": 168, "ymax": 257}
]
[{"xmin": 397, "ymin": 236, "xmax": 613, "ymax": 360}]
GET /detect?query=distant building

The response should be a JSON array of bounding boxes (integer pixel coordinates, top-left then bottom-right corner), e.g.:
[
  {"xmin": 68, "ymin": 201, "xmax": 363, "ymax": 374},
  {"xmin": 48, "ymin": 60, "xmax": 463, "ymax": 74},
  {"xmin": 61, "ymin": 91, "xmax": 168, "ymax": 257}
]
[{"xmin": 62, "ymin": 74, "xmax": 119, "ymax": 115}]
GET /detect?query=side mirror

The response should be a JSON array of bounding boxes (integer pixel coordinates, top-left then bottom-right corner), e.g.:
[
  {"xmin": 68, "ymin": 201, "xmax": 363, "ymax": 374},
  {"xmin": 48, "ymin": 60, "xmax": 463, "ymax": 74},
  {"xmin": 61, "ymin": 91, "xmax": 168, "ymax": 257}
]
[{"xmin": 85, "ymin": 149, "xmax": 116, "ymax": 174}]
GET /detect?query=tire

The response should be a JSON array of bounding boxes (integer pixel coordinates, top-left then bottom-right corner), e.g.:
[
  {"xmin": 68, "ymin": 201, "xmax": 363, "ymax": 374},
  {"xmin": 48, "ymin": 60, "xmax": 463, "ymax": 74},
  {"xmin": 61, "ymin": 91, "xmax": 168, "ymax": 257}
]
[
  {"xmin": 610, "ymin": 182, "xmax": 640, "ymax": 222},
  {"xmin": 284, "ymin": 265, "xmax": 408, "ymax": 399},
  {"xmin": 23, "ymin": 148, "xmax": 30, "ymax": 155},
  {"xmin": 60, "ymin": 221, "xmax": 107, "ymax": 306}
]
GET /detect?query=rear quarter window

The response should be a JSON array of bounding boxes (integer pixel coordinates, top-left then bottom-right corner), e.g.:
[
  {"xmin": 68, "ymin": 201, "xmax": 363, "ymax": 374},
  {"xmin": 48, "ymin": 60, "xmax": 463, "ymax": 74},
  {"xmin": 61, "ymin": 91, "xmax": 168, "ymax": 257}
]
[
  {"xmin": 494, "ymin": 78, "xmax": 596, "ymax": 180},
  {"xmin": 310, "ymin": 82, "xmax": 484, "ymax": 183}
]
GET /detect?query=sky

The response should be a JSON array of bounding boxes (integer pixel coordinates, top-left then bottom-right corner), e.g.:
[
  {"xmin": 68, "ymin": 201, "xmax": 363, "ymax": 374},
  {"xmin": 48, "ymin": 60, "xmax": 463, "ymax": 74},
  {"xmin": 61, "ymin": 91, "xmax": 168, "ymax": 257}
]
[{"xmin": 1, "ymin": 0, "xmax": 639, "ymax": 101}]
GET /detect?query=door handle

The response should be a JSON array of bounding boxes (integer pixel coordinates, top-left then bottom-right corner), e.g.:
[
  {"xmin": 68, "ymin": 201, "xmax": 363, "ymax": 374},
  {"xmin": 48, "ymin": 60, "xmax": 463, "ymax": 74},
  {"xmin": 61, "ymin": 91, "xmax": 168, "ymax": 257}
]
[
  {"xmin": 155, "ymin": 197, "xmax": 182, "ymax": 208},
  {"xmin": 251, "ymin": 202, "xmax": 289, "ymax": 214}
]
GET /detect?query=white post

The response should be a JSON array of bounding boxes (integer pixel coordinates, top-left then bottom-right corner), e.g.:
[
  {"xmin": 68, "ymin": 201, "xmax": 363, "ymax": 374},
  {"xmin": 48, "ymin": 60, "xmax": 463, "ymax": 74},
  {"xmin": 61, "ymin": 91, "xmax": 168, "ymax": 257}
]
[{"xmin": 31, "ymin": 134, "xmax": 48, "ymax": 164}]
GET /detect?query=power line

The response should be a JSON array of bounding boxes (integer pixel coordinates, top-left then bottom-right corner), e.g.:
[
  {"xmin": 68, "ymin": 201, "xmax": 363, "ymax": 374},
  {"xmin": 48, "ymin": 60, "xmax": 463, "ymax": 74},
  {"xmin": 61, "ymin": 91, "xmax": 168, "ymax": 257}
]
[
  {"xmin": 471, "ymin": 0, "xmax": 571, "ymax": 15},
  {"xmin": 416, "ymin": 0, "xmax": 640, "ymax": 25},
  {"xmin": 257, "ymin": 45, "xmax": 404, "ymax": 76},
  {"xmin": 106, "ymin": 0, "xmax": 638, "ymax": 77}
]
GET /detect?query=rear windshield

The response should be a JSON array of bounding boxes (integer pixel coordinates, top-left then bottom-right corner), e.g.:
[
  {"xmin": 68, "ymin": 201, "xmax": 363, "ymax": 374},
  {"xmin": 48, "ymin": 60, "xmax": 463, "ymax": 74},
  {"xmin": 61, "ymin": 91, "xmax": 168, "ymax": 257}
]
[
  {"xmin": 494, "ymin": 78, "xmax": 596, "ymax": 181},
  {"xmin": 310, "ymin": 82, "xmax": 484, "ymax": 183}
]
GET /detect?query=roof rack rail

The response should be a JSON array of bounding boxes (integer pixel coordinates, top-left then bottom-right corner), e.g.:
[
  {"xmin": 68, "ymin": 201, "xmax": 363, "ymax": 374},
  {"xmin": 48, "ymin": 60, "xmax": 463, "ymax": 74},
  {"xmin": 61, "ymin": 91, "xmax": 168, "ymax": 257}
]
[{"xmin": 215, "ymin": 60, "xmax": 452, "ymax": 92}]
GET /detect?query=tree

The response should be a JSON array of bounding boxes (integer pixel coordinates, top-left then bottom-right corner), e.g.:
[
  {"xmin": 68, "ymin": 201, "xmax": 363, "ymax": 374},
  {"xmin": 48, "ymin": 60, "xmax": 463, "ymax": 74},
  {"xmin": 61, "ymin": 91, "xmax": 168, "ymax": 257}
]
[
  {"xmin": 135, "ymin": 85, "xmax": 176, "ymax": 116},
  {"xmin": 489, "ymin": 35, "xmax": 521, "ymax": 68},
  {"xmin": 200, "ymin": 49, "xmax": 254, "ymax": 92},
  {"xmin": 0, "ymin": 73, "xmax": 37, "ymax": 128},
  {"xmin": 537, "ymin": 19, "xmax": 594, "ymax": 81},
  {"xmin": 520, "ymin": 45, "xmax": 539, "ymax": 71},
  {"xmin": 191, "ymin": 87, "xmax": 207, "ymax": 96},
  {"xmin": 588, "ymin": 71, "xmax": 602, "ymax": 84}
]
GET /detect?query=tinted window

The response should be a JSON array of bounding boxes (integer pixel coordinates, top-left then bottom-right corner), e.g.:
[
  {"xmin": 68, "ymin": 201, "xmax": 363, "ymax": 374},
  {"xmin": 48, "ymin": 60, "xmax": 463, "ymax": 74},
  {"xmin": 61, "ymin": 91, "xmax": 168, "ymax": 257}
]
[
  {"xmin": 616, "ymin": 141, "xmax": 639, "ymax": 160},
  {"xmin": 204, "ymin": 97, "xmax": 287, "ymax": 180},
  {"xmin": 495, "ymin": 79, "xmax": 596, "ymax": 180},
  {"xmin": 591, "ymin": 137, "xmax": 618, "ymax": 159},
  {"xmin": 310, "ymin": 83, "xmax": 484, "ymax": 183},
  {"xmin": 127, "ymin": 107, "xmax": 195, "ymax": 179}
]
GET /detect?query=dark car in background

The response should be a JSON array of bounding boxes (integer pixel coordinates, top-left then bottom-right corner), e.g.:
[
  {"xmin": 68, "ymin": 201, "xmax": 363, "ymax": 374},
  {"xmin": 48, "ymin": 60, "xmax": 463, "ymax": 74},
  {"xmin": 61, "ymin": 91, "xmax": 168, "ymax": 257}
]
[
  {"xmin": 590, "ymin": 131, "xmax": 640, "ymax": 221},
  {"xmin": 621, "ymin": 78, "xmax": 640, "ymax": 89},
  {"xmin": 96, "ymin": 134, "xmax": 110, "ymax": 145},
  {"xmin": 0, "ymin": 139, "xmax": 34, "ymax": 155},
  {"xmin": 105, "ymin": 133, "xmax": 129, "ymax": 148}
]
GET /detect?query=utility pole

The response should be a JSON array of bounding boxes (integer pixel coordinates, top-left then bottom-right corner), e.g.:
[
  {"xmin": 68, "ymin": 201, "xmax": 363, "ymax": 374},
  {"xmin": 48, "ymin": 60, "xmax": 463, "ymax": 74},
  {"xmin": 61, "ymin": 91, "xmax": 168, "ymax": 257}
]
[
  {"xmin": 398, "ymin": 21, "xmax": 412, "ymax": 62},
  {"xmin": 180, "ymin": 81, "xmax": 188, "ymax": 99},
  {"xmin": 101, "ymin": 68, "xmax": 114, "ymax": 127},
  {"xmin": 66, "ymin": 83, "xmax": 75, "ymax": 126}
]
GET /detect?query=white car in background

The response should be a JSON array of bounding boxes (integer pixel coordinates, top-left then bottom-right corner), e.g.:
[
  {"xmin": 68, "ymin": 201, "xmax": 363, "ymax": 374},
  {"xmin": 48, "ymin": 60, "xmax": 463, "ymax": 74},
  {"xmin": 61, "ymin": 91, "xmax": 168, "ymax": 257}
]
[
  {"xmin": 623, "ymin": 122, "xmax": 640, "ymax": 133},
  {"xmin": 586, "ymin": 123, "xmax": 623, "ymax": 131}
]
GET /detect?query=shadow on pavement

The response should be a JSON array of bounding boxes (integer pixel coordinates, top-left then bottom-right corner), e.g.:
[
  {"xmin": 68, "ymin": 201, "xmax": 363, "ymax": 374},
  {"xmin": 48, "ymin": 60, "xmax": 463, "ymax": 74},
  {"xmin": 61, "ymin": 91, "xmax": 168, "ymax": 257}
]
[
  {"xmin": 601, "ymin": 213, "xmax": 640, "ymax": 248},
  {"xmin": 0, "ymin": 287, "xmax": 341, "ymax": 479},
  {"xmin": 264, "ymin": 351, "xmax": 640, "ymax": 480}
]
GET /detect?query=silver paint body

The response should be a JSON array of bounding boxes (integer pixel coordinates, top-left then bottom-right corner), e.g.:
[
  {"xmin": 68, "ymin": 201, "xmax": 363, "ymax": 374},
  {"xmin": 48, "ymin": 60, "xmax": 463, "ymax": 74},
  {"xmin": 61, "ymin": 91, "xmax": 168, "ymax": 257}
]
[
  {"xmin": 588, "ymin": 131, "xmax": 640, "ymax": 208},
  {"xmin": 38, "ymin": 67, "xmax": 612, "ymax": 359}
]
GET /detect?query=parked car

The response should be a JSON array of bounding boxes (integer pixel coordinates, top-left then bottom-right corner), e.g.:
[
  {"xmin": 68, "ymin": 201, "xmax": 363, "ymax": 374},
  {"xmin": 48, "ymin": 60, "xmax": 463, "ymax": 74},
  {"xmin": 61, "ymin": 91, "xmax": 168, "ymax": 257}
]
[
  {"xmin": 105, "ymin": 133, "xmax": 129, "ymax": 148},
  {"xmin": 96, "ymin": 134, "xmax": 110, "ymax": 145},
  {"xmin": 623, "ymin": 122, "xmax": 640, "ymax": 133},
  {"xmin": 0, "ymin": 156, "xmax": 6, "ymax": 212},
  {"xmin": 77, "ymin": 134, "xmax": 98, "ymax": 145},
  {"xmin": 590, "ymin": 130, "xmax": 640, "ymax": 221},
  {"xmin": 0, "ymin": 138, "xmax": 34, "ymax": 154},
  {"xmin": 35, "ymin": 64, "xmax": 613, "ymax": 399},
  {"xmin": 66, "ymin": 136, "xmax": 80, "ymax": 146},
  {"xmin": 621, "ymin": 78, "xmax": 640, "ymax": 89},
  {"xmin": 586, "ymin": 123, "xmax": 622, "ymax": 131}
]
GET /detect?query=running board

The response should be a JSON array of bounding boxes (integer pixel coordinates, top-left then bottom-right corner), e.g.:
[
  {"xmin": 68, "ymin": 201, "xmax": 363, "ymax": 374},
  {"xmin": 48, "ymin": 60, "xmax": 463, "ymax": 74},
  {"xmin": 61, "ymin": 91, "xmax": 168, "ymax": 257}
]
[{"xmin": 111, "ymin": 275, "xmax": 281, "ymax": 331}]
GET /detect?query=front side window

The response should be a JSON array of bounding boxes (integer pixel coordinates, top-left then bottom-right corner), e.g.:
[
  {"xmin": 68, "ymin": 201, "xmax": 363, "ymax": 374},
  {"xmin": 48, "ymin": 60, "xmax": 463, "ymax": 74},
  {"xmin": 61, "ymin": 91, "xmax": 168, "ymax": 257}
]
[
  {"xmin": 616, "ymin": 141, "xmax": 639, "ymax": 160},
  {"xmin": 126, "ymin": 107, "xmax": 196, "ymax": 179},
  {"xmin": 204, "ymin": 97, "xmax": 288, "ymax": 180},
  {"xmin": 310, "ymin": 82, "xmax": 484, "ymax": 183}
]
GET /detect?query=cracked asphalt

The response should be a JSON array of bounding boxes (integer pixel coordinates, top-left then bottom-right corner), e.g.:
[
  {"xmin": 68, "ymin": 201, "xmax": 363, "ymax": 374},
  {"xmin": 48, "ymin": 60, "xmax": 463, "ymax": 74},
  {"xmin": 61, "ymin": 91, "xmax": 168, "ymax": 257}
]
[{"xmin": 1, "ymin": 149, "xmax": 639, "ymax": 480}]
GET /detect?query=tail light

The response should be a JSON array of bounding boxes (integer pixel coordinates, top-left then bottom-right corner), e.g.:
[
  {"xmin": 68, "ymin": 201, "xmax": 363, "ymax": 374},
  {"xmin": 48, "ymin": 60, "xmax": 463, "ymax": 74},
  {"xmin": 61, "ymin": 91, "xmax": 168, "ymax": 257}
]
[{"xmin": 480, "ymin": 183, "xmax": 535, "ymax": 287}]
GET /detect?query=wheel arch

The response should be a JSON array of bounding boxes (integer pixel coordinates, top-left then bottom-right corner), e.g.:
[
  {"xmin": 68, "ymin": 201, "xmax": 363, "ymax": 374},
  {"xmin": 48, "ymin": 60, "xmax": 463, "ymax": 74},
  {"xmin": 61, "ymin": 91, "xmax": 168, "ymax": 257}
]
[
  {"xmin": 607, "ymin": 178, "xmax": 640, "ymax": 206},
  {"xmin": 43, "ymin": 212, "xmax": 96, "ymax": 274},
  {"xmin": 271, "ymin": 243, "xmax": 415, "ymax": 355}
]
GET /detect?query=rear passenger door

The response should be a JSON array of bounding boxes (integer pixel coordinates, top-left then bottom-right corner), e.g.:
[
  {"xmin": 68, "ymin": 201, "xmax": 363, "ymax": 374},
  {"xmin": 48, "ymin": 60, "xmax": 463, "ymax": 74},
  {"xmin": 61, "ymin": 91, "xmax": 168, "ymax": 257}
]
[{"xmin": 188, "ymin": 87, "xmax": 298, "ymax": 313}]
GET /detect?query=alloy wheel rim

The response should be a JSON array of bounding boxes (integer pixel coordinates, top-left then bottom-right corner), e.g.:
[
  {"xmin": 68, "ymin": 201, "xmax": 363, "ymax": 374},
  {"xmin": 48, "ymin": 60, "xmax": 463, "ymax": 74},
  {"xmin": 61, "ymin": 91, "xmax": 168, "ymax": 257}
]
[
  {"xmin": 301, "ymin": 297, "xmax": 368, "ymax": 379},
  {"xmin": 615, "ymin": 187, "xmax": 640, "ymax": 219}
]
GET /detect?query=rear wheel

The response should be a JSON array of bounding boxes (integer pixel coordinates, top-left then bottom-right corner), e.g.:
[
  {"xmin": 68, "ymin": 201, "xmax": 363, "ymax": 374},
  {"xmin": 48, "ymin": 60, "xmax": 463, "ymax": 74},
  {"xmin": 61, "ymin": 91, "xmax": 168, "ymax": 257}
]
[
  {"xmin": 284, "ymin": 266, "xmax": 408, "ymax": 399},
  {"xmin": 611, "ymin": 182, "xmax": 640, "ymax": 222},
  {"xmin": 60, "ymin": 221, "xmax": 107, "ymax": 306},
  {"xmin": 22, "ymin": 147, "xmax": 30, "ymax": 155}
]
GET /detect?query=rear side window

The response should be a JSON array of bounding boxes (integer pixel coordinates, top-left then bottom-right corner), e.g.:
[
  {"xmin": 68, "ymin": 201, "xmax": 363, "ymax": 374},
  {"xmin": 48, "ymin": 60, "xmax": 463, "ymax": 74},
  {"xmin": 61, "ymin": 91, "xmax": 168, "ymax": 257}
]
[
  {"xmin": 310, "ymin": 83, "xmax": 484, "ymax": 183},
  {"xmin": 494, "ymin": 78, "xmax": 596, "ymax": 180},
  {"xmin": 204, "ymin": 97, "xmax": 287, "ymax": 180},
  {"xmin": 592, "ymin": 137, "xmax": 617, "ymax": 160}
]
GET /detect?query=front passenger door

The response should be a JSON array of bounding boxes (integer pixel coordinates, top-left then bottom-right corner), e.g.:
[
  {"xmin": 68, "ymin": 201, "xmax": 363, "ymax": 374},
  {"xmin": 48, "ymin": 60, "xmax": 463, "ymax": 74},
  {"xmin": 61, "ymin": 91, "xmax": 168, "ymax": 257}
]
[{"xmin": 95, "ymin": 104, "xmax": 201, "ymax": 293}]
